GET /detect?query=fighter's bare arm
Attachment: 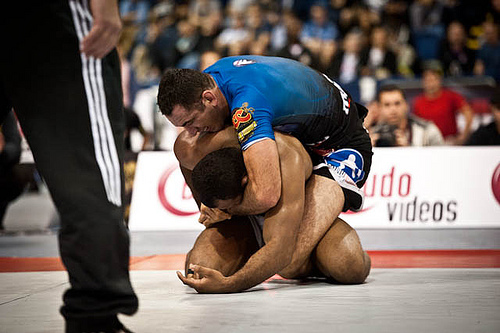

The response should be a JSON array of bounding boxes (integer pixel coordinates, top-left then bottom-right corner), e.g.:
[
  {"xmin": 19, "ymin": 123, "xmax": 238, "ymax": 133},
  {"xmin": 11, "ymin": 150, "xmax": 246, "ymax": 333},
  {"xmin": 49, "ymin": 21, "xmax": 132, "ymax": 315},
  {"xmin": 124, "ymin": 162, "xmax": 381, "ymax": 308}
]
[
  {"xmin": 178, "ymin": 134, "xmax": 313, "ymax": 293},
  {"xmin": 226, "ymin": 139, "xmax": 281, "ymax": 215},
  {"xmin": 217, "ymin": 137, "xmax": 312, "ymax": 292}
]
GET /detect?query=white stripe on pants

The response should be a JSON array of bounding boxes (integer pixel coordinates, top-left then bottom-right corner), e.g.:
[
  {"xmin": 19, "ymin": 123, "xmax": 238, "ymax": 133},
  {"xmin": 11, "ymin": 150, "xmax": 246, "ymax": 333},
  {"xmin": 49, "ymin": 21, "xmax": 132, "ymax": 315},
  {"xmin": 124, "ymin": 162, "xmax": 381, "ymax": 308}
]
[{"xmin": 69, "ymin": 0, "xmax": 121, "ymax": 206}]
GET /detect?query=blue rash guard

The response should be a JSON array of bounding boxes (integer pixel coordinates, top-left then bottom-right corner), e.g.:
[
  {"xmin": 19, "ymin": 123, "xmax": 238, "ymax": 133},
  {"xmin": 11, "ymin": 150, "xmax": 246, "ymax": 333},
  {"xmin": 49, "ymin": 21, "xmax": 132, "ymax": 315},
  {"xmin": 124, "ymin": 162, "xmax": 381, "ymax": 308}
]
[{"xmin": 203, "ymin": 55, "xmax": 360, "ymax": 151}]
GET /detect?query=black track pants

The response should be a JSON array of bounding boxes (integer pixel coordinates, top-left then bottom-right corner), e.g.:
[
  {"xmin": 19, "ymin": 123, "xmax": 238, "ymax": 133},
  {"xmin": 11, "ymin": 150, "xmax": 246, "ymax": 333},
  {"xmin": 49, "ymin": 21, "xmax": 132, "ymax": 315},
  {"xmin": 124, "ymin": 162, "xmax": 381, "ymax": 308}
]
[{"xmin": 0, "ymin": 0, "xmax": 139, "ymax": 320}]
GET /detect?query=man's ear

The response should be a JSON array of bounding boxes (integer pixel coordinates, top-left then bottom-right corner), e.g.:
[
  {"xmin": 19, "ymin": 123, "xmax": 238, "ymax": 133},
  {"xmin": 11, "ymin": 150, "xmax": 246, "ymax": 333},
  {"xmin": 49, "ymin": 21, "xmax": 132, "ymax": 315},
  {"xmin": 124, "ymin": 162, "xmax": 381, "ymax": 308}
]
[
  {"xmin": 202, "ymin": 90, "xmax": 216, "ymax": 105},
  {"xmin": 241, "ymin": 175, "xmax": 248, "ymax": 187}
]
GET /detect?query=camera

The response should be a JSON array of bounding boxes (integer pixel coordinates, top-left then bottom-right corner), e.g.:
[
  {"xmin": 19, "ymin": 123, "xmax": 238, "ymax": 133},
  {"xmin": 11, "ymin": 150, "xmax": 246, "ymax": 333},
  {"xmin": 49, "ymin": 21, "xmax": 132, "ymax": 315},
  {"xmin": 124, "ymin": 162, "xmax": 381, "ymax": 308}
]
[{"xmin": 374, "ymin": 123, "xmax": 398, "ymax": 147}]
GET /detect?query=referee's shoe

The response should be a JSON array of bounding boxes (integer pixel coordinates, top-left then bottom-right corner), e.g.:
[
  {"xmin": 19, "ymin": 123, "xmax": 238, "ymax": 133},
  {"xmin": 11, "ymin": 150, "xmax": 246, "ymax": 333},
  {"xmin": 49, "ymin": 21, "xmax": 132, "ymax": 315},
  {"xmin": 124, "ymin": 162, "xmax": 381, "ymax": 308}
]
[{"xmin": 66, "ymin": 315, "xmax": 133, "ymax": 333}]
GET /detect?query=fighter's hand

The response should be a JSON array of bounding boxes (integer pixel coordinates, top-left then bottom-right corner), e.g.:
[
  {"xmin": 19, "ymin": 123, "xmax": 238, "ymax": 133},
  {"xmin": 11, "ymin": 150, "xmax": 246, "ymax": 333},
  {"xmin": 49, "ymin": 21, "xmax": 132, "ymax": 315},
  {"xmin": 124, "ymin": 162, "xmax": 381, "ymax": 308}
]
[
  {"xmin": 198, "ymin": 204, "xmax": 231, "ymax": 227},
  {"xmin": 177, "ymin": 264, "xmax": 234, "ymax": 293},
  {"xmin": 81, "ymin": 0, "xmax": 122, "ymax": 59}
]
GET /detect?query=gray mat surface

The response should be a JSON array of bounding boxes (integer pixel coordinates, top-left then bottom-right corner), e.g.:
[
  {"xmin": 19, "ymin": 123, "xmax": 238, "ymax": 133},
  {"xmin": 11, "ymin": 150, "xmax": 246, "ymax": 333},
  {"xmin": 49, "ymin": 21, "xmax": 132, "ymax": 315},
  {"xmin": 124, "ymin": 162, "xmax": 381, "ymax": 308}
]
[{"xmin": 0, "ymin": 269, "xmax": 499, "ymax": 333}]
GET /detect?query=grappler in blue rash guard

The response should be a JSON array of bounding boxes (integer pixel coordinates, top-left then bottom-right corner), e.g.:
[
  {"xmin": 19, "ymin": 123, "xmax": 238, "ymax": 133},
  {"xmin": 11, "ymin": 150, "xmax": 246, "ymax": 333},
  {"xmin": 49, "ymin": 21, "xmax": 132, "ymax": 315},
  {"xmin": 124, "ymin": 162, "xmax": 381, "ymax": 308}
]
[
  {"xmin": 157, "ymin": 56, "xmax": 372, "ymax": 226},
  {"xmin": 173, "ymin": 127, "xmax": 370, "ymax": 293}
]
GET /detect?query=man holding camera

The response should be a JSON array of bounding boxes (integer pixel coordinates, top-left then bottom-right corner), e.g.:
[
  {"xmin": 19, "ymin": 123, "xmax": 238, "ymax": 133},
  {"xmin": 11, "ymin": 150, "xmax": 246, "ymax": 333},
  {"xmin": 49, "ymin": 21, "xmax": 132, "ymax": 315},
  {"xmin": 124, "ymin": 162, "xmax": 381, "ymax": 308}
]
[{"xmin": 370, "ymin": 85, "xmax": 444, "ymax": 147}]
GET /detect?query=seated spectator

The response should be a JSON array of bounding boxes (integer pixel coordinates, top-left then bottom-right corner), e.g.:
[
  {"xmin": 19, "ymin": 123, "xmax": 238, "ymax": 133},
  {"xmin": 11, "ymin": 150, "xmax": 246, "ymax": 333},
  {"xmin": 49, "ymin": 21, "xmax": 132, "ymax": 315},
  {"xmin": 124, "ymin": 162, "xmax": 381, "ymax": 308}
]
[
  {"xmin": 269, "ymin": 10, "xmax": 290, "ymax": 53},
  {"xmin": 465, "ymin": 93, "xmax": 500, "ymax": 145},
  {"xmin": 300, "ymin": 2, "xmax": 339, "ymax": 65},
  {"xmin": 0, "ymin": 111, "xmax": 22, "ymax": 230},
  {"xmin": 409, "ymin": 0, "xmax": 444, "ymax": 34},
  {"xmin": 197, "ymin": 13, "xmax": 223, "ymax": 53},
  {"xmin": 188, "ymin": 0, "xmax": 222, "ymax": 29},
  {"xmin": 226, "ymin": 0, "xmax": 256, "ymax": 14},
  {"xmin": 413, "ymin": 63, "xmax": 474, "ymax": 144},
  {"xmin": 328, "ymin": 0, "xmax": 349, "ymax": 26},
  {"xmin": 119, "ymin": 0, "xmax": 153, "ymax": 26},
  {"xmin": 131, "ymin": 44, "xmax": 160, "ymax": 88},
  {"xmin": 474, "ymin": 21, "xmax": 500, "ymax": 82},
  {"xmin": 381, "ymin": 0, "xmax": 419, "ymax": 77},
  {"xmin": 438, "ymin": 21, "xmax": 476, "ymax": 76},
  {"xmin": 360, "ymin": 25, "xmax": 398, "ymax": 80},
  {"xmin": 146, "ymin": 5, "xmax": 178, "ymax": 73},
  {"xmin": 174, "ymin": 20, "xmax": 201, "ymax": 69},
  {"xmin": 370, "ymin": 85, "xmax": 444, "ymax": 147},
  {"xmin": 247, "ymin": 4, "xmax": 272, "ymax": 55},
  {"xmin": 326, "ymin": 29, "xmax": 363, "ymax": 84},
  {"xmin": 214, "ymin": 11, "xmax": 250, "ymax": 55},
  {"xmin": 338, "ymin": 3, "xmax": 380, "ymax": 38},
  {"xmin": 281, "ymin": 0, "xmax": 313, "ymax": 22},
  {"xmin": 276, "ymin": 12, "xmax": 317, "ymax": 68},
  {"xmin": 409, "ymin": 0, "xmax": 445, "ymax": 60}
]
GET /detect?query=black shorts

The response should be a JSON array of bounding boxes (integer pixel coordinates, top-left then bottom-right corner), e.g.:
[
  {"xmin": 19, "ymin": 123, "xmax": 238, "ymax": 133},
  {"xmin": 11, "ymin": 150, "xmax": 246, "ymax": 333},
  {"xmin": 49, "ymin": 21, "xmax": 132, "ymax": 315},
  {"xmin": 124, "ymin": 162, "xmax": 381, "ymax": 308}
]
[{"xmin": 308, "ymin": 103, "xmax": 373, "ymax": 212}]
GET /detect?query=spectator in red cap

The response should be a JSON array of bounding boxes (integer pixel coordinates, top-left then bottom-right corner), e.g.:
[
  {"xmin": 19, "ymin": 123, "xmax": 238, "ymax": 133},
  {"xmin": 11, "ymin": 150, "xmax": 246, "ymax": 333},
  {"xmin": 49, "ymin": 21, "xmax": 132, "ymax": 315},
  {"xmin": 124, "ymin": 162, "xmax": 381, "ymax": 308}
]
[{"xmin": 412, "ymin": 63, "xmax": 474, "ymax": 144}]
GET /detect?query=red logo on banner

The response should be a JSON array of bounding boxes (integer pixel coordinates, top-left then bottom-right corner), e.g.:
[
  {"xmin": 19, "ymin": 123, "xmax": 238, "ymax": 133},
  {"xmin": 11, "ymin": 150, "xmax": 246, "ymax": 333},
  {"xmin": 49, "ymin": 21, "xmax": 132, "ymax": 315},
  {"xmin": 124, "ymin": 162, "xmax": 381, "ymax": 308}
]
[
  {"xmin": 157, "ymin": 165, "xmax": 198, "ymax": 216},
  {"xmin": 492, "ymin": 163, "xmax": 500, "ymax": 205},
  {"xmin": 343, "ymin": 205, "xmax": 373, "ymax": 215}
]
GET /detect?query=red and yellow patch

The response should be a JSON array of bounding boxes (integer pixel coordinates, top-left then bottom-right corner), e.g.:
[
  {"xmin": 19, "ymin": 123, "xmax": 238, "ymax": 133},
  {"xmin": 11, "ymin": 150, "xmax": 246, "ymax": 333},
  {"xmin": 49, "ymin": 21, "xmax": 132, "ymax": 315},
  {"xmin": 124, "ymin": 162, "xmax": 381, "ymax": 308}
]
[{"xmin": 232, "ymin": 102, "xmax": 257, "ymax": 143}]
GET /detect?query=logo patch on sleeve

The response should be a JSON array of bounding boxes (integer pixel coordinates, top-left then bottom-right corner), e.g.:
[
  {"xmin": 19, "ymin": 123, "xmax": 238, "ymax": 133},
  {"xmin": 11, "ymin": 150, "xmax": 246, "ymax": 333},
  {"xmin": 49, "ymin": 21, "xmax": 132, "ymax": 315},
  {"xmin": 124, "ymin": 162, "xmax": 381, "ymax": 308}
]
[
  {"xmin": 233, "ymin": 59, "xmax": 256, "ymax": 67},
  {"xmin": 232, "ymin": 102, "xmax": 257, "ymax": 143}
]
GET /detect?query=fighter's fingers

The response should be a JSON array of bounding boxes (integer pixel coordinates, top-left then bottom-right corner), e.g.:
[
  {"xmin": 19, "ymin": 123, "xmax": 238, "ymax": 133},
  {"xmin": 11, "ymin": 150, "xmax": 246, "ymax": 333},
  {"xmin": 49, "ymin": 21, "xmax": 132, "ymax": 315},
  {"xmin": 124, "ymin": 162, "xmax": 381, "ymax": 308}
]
[
  {"xmin": 190, "ymin": 264, "xmax": 215, "ymax": 277},
  {"xmin": 198, "ymin": 213, "xmax": 207, "ymax": 224},
  {"xmin": 180, "ymin": 276, "xmax": 202, "ymax": 290},
  {"xmin": 176, "ymin": 271, "xmax": 189, "ymax": 285},
  {"xmin": 177, "ymin": 271, "xmax": 202, "ymax": 290}
]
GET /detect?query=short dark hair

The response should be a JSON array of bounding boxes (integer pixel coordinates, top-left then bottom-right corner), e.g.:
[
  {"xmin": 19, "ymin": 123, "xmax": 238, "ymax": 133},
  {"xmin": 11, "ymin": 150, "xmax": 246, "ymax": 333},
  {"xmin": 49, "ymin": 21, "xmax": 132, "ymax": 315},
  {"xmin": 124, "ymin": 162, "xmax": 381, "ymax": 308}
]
[
  {"xmin": 157, "ymin": 68, "xmax": 214, "ymax": 116},
  {"xmin": 191, "ymin": 147, "xmax": 247, "ymax": 208},
  {"xmin": 376, "ymin": 84, "xmax": 406, "ymax": 102},
  {"xmin": 422, "ymin": 60, "xmax": 444, "ymax": 77}
]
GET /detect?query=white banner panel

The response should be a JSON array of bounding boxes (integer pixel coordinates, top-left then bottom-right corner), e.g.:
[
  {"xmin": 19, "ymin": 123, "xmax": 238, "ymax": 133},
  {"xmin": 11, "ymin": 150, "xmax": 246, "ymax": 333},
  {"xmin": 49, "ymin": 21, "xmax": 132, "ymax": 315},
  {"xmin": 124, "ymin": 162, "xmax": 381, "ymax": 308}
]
[
  {"xmin": 341, "ymin": 147, "xmax": 500, "ymax": 228},
  {"xmin": 129, "ymin": 147, "xmax": 500, "ymax": 230},
  {"xmin": 129, "ymin": 152, "xmax": 202, "ymax": 231}
]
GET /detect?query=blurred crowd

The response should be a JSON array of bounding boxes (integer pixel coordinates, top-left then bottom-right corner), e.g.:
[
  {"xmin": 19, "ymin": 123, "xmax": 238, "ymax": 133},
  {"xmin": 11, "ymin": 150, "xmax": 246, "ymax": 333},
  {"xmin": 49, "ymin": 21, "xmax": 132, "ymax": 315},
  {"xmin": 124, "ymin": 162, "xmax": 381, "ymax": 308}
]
[{"xmin": 118, "ymin": 0, "xmax": 500, "ymax": 150}]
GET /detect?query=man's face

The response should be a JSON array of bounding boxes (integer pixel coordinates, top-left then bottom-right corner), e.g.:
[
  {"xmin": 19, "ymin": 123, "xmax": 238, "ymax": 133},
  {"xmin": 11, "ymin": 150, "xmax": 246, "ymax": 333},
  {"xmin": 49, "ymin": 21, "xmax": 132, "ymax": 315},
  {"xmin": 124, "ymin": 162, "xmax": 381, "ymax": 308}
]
[
  {"xmin": 168, "ymin": 102, "xmax": 226, "ymax": 136},
  {"xmin": 422, "ymin": 70, "xmax": 442, "ymax": 95},
  {"xmin": 378, "ymin": 90, "xmax": 408, "ymax": 126}
]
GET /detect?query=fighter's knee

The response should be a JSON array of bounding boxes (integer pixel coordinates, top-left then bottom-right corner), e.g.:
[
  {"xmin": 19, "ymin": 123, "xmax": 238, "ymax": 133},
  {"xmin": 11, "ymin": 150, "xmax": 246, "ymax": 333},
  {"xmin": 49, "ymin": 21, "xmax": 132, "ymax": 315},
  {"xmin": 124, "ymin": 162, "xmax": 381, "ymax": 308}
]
[
  {"xmin": 332, "ymin": 251, "xmax": 371, "ymax": 284},
  {"xmin": 318, "ymin": 246, "xmax": 370, "ymax": 284}
]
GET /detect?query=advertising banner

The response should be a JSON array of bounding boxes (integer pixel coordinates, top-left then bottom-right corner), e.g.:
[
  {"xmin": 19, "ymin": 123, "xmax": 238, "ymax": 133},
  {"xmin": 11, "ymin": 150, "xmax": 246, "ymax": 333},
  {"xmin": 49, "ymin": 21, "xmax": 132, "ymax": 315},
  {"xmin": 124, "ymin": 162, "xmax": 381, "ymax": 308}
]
[
  {"xmin": 341, "ymin": 147, "xmax": 500, "ymax": 228},
  {"xmin": 129, "ymin": 147, "xmax": 500, "ymax": 231}
]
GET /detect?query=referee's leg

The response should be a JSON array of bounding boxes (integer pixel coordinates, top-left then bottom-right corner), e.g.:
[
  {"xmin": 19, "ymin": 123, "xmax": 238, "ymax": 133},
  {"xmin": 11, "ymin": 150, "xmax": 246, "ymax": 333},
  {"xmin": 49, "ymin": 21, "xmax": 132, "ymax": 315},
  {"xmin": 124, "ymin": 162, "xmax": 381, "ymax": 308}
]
[{"xmin": 1, "ymin": 1, "xmax": 138, "ymax": 329}]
